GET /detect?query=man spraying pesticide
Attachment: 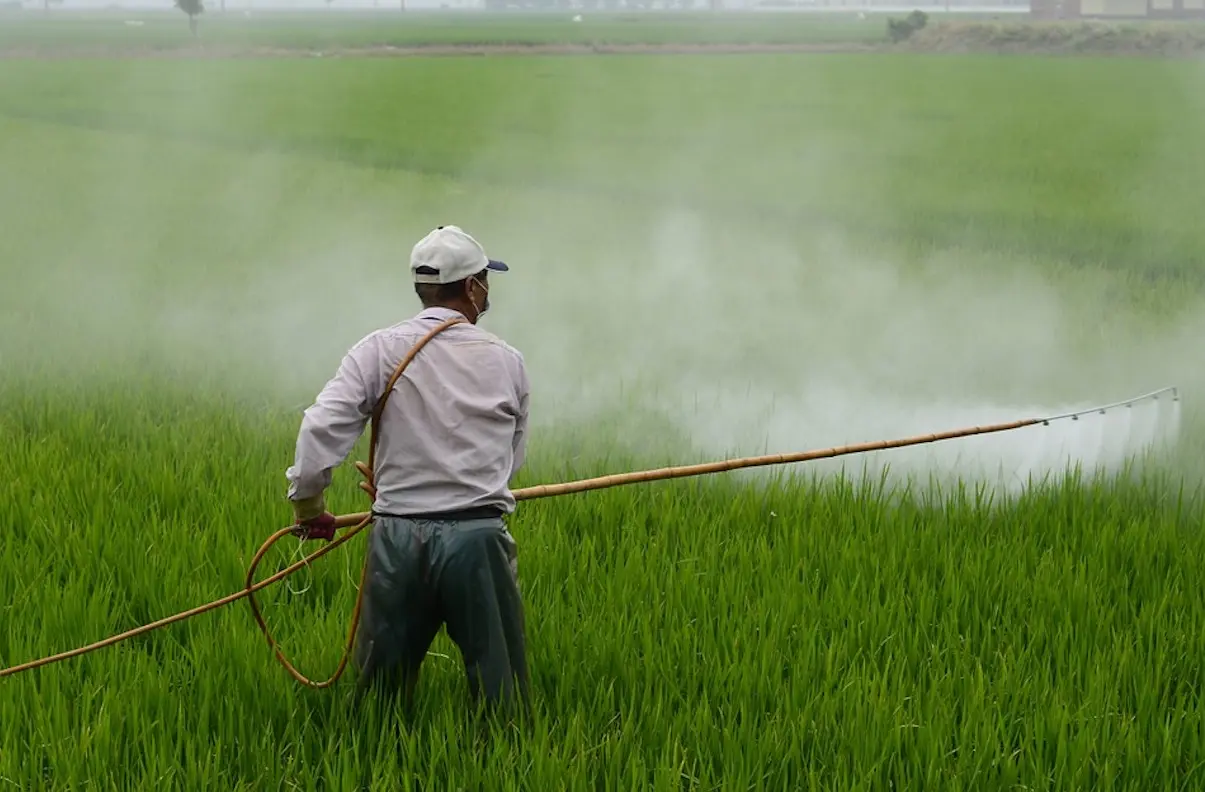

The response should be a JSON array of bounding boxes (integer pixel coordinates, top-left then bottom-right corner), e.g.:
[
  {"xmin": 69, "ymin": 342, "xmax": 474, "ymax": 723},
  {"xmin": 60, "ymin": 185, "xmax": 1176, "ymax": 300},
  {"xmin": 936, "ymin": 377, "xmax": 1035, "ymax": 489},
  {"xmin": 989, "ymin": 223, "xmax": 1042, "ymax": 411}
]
[
  {"xmin": 286, "ymin": 224, "xmax": 531, "ymax": 715},
  {"xmin": 0, "ymin": 224, "xmax": 1180, "ymax": 692}
]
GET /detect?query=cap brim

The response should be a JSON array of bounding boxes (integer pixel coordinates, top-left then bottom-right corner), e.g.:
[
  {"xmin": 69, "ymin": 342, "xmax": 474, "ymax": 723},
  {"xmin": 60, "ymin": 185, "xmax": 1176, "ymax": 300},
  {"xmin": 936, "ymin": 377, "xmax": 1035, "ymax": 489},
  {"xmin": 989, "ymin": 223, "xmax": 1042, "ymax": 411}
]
[{"xmin": 486, "ymin": 259, "xmax": 509, "ymax": 273}]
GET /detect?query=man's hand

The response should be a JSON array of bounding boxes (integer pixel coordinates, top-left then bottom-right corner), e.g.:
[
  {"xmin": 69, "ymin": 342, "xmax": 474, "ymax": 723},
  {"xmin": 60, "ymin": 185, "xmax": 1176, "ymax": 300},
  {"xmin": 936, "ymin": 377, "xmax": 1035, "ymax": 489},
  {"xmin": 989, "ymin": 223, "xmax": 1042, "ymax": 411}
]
[
  {"xmin": 293, "ymin": 511, "xmax": 337, "ymax": 542},
  {"xmin": 290, "ymin": 493, "xmax": 337, "ymax": 542}
]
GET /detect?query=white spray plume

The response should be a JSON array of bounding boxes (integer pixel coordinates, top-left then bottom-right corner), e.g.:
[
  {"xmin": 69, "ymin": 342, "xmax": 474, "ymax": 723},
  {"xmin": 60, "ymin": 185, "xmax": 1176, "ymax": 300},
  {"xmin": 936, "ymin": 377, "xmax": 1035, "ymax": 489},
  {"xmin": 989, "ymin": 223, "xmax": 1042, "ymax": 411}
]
[
  {"xmin": 1, "ymin": 48, "xmax": 1198, "ymax": 500},
  {"xmin": 477, "ymin": 205, "xmax": 1192, "ymax": 496}
]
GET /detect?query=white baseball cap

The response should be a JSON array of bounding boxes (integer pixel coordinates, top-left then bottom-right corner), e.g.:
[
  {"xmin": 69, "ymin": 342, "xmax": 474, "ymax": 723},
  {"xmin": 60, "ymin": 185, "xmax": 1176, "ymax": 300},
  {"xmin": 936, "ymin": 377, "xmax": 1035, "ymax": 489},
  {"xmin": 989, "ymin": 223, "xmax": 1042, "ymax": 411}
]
[{"xmin": 410, "ymin": 225, "xmax": 509, "ymax": 285}]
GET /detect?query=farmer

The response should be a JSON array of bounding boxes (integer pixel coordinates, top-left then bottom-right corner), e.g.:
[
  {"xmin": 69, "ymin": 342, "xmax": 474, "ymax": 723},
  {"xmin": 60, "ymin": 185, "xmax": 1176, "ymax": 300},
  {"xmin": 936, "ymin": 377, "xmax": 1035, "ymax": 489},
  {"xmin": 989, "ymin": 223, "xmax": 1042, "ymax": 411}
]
[{"xmin": 283, "ymin": 225, "xmax": 531, "ymax": 715}]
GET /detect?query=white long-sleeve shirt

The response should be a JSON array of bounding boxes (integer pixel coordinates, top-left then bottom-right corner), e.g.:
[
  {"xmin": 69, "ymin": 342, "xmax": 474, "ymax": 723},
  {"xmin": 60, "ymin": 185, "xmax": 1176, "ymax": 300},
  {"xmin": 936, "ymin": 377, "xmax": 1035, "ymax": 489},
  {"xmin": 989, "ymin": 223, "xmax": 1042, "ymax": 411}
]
[{"xmin": 286, "ymin": 306, "xmax": 530, "ymax": 516}]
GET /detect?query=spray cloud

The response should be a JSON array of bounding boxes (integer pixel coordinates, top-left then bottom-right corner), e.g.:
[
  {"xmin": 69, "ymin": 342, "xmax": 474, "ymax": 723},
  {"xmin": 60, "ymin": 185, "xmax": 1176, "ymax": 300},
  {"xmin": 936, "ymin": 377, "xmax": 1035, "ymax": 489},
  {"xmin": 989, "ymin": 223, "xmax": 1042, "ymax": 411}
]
[{"xmin": 2, "ymin": 42, "xmax": 1198, "ymax": 498}]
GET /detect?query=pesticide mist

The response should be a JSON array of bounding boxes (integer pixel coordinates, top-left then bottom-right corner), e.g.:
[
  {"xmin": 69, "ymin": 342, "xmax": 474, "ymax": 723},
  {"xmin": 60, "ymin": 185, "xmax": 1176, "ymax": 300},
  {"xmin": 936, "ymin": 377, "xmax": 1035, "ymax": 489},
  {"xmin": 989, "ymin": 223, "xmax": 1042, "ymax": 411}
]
[
  {"xmin": 443, "ymin": 56, "xmax": 1200, "ymax": 497},
  {"xmin": 0, "ymin": 53, "xmax": 1198, "ymax": 499},
  {"xmin": 482, "ymin": 205, "xmax": 1192, "ymax": 496}
]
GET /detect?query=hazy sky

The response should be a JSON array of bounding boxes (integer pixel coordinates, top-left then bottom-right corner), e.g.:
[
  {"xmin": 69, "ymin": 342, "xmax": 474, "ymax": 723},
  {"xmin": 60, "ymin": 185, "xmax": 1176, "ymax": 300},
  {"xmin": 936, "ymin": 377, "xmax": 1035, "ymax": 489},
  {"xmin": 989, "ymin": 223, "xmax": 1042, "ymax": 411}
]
[{"xmin": 15, "ymin": 2, "xmax": 1026, "ymax": 11}]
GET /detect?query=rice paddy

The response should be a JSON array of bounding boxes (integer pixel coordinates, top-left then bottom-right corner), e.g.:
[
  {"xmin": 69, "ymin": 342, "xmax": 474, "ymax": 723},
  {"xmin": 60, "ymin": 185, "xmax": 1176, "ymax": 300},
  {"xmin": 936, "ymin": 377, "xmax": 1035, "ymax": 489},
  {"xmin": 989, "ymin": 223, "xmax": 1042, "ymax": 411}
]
[{"xmin": 1, "ymin": 11, "xmax": 1203, "ymax": 790}]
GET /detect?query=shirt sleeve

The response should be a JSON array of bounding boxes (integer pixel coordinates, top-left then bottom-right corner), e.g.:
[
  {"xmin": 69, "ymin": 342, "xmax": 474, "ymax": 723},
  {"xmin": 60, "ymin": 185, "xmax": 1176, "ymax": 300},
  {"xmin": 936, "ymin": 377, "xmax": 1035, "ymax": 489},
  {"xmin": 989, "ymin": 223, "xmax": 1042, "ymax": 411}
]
[
  {"xmin": 286, "ymin": 340, "xmax": 377, "ymax": 503},
  {"xmin": 509, "ymin": 356, "xmax": 531, "ymax": 482}
]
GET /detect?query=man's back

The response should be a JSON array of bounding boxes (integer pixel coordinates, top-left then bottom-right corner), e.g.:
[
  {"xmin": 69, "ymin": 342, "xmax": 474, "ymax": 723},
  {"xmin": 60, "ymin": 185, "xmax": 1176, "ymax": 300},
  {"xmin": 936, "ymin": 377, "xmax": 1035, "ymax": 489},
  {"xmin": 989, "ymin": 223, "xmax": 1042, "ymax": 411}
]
[
  {"xmin": 286, "ymin": 305, "xmax": 529, "ymax": 518},
  {"xmin": 369, "ymin": 307, "xmax": 529, "ymax": 516}
]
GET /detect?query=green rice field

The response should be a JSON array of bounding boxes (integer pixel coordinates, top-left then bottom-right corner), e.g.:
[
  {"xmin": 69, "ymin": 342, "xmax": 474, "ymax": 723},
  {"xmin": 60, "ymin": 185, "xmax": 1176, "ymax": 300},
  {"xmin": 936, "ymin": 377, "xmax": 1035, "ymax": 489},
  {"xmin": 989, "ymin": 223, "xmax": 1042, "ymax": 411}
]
[{"xmin": 2, "ymin": 13, "xmax": 1204, "ymax": 790}]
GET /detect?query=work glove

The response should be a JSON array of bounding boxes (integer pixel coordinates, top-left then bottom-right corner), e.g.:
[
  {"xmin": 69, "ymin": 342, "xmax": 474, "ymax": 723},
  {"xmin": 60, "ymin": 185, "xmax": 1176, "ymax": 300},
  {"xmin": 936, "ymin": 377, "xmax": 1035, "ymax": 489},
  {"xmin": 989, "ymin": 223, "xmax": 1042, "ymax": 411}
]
[{"xmin": 290, "ymin": 493, "xmax": 337, "ymax": 542}]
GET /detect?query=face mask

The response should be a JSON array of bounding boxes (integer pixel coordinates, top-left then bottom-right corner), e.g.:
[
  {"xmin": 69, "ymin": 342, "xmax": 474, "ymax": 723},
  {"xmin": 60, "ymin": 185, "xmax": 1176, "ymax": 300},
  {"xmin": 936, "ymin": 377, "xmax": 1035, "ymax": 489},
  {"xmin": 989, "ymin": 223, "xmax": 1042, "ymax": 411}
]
[{"xmin": 469, "ymin": 276, "xmax": 490, "ymax": 319}]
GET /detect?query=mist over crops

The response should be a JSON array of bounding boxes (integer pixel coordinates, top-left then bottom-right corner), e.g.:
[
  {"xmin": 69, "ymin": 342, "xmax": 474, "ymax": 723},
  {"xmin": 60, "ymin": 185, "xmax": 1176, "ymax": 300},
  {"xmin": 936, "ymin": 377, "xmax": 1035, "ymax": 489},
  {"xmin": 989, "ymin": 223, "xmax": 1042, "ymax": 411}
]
[
  {"xmin": 2, "ymin": 49, "xmax": 1201, "ymax": 492},
  {"xmin": 2, "ymin": 13, "xmax": 1205, "ymax": 789}
]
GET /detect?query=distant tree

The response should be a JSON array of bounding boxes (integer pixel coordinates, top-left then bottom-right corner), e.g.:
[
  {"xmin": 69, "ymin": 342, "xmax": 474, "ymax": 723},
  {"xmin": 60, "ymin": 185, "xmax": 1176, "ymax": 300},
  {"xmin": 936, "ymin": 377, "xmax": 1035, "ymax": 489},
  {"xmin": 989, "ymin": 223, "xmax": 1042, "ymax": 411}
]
[
  {"xmin": 43, "ymin": 0, "xmax": 64, "ymax": 12},
  {"xmin": 886, "ymin": 9, "xmax": 927, "ymax": 41},
  {"xmin": 175, "ymin": 0, "xmax": 204, "ymax": 36}
]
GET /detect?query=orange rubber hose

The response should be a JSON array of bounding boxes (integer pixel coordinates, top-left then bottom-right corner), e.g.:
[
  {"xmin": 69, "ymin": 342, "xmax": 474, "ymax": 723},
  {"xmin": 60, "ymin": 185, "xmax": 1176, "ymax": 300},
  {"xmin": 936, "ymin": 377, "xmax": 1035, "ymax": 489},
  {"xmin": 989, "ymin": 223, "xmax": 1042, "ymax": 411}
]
[{"xmin": 241, "ymin": 315, "xmax": 466, "ymax": 688}]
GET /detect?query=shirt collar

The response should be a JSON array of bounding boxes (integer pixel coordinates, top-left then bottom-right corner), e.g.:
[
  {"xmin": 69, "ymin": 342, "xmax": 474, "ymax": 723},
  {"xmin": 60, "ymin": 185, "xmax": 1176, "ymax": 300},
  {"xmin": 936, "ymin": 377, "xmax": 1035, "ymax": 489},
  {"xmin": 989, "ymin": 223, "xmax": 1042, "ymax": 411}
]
[{"xmin": 417, "ymin": 306, "xmax": 470, "ymax": 323}]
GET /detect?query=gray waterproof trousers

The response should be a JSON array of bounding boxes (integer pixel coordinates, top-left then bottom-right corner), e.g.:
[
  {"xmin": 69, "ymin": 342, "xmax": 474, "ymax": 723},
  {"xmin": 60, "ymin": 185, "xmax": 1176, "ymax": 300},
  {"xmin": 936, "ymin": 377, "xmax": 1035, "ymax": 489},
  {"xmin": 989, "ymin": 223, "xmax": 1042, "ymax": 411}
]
[{"xmin": 353, "ymin": 507, "xmax": 530, "ymax": 711}]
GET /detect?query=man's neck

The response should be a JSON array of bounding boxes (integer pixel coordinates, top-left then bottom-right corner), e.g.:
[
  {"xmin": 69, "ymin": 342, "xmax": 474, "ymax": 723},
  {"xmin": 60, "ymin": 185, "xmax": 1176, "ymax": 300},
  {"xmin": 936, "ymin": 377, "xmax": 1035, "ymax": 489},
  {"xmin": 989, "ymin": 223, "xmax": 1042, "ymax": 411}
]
[{"xmin": 421, "ymin": 303, "xmax": 475, "ymax": 322}]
